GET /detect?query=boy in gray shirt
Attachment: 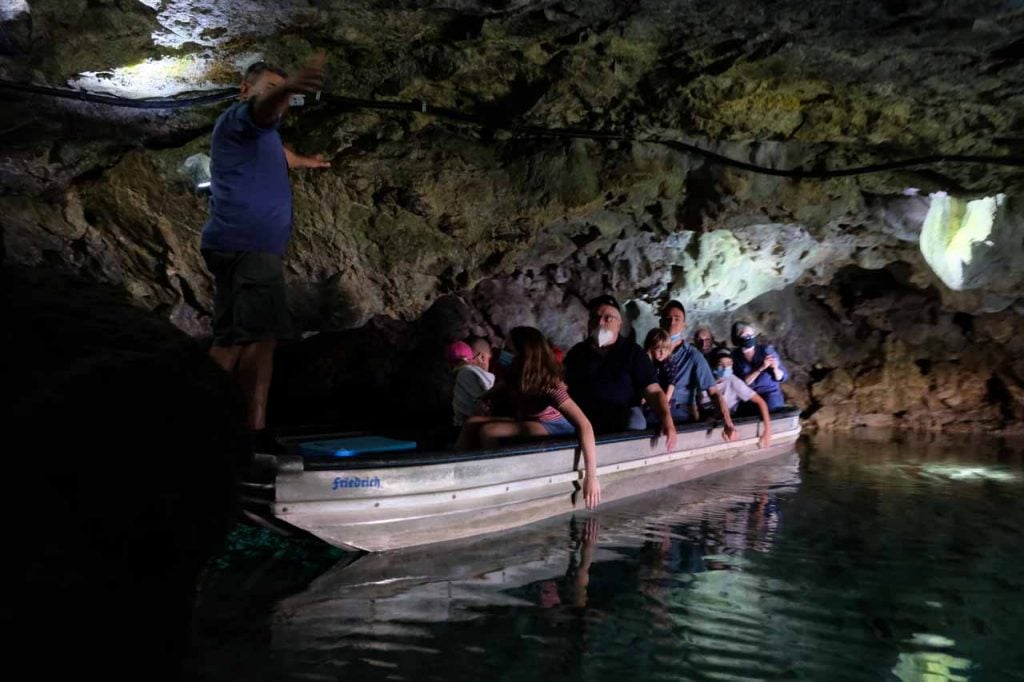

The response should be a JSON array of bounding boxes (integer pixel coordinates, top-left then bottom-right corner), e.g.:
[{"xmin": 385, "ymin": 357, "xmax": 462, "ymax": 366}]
[
  {"xmin": 450, "ymin": 338, "xmax": 495, "ymax": 426},
  {"xmin": 701, "ymin": 349, "xmax": 772, "ymax": 449}
]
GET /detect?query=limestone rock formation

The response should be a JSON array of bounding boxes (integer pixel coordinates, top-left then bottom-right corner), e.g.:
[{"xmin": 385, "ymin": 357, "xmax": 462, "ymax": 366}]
[{"xmin": 2, "ymin": 0, "xmax": 1023, "ymax": 431}]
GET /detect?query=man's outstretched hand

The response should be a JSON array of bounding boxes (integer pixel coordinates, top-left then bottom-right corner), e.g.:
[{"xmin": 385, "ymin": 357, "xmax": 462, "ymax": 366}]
[
  {"xmin": 253, "ymin": 51, "xmax": 328, "ymax": 126},
  {"xmin": 286, "ymin": 51, "xmax": 326, "ymax": 94},
  {"xmin": 285, "ymin": 149, "xmax": 331, "ymax": 170}
]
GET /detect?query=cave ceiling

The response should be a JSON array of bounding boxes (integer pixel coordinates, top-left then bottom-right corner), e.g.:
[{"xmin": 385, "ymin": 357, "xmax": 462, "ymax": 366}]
[
  {"xmin": 3, "ymin": 0, "xmax": 1022, "ymax": 190},
  {"xmin": 1, "ymin": 0, "xmax": 1023, "ymax": 332}
]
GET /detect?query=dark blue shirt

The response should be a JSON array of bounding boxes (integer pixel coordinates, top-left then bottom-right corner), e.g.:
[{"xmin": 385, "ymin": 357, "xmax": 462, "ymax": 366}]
[
  {"xmin": 660, "ymin": 341, "xmax": 716, "ymax": 418},
  {"xmin": 200, "ymin": 101, "xmax": 292, "ymax": 255},
  {"xmin": 731, "ymin": 344, "xmax": 788, "ymax": 410},
  {"xmin": 564, "ymin": 336, "xmax": 658, "ymax": 433}
]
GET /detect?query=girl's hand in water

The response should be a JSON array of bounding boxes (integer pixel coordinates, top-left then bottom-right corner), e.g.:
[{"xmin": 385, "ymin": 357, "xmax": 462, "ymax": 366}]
[{"xmin": 584, "ymin": 472, "xmax": 601, "ymax": 509}]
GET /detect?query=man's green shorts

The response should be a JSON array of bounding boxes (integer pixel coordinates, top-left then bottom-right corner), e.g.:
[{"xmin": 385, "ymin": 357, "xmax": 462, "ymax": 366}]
[{"xmin": 202, "ymin": 250, "xmax": 293, "ymax": 346}]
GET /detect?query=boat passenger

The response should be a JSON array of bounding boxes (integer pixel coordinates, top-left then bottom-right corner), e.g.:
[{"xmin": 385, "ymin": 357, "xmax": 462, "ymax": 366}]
[
  {"xmin": 550, "ymin": 343, "xmax": 566, "ymax": 365},
  {"xmin": 492, "ymin": 338, "xmax": 516, "ymax": 384},
  {"xmin": 642, "ymin": 328, "xmax": 677, "ymax": 424},
  {"xmin": 658, "ymin": 300, "xmax": 737, "ymax": 441},
  {"xmin": 692, "ymin": 326, "xmax": 720, "ymax": 363},
  {"xmin": 691, "ymin": 326, "xmax": 720, "ymax": 416},
  {"xmin": 563, "ymin": 295, "xmax": 677, "ymax": 451},
  {"xmin": 445, "ymin": 339, "xmax": 473, "ymax": 368},
  {"xmin": 457, "ymin": 326, "xmax": 601, "ymax": 509},
  {"xmin": 701, "ymin": 349, "xmax": 772, "ymax": 449},
  {"xmin": 469, "ymin": 336, "xmax": 494, "ymax": 376},
  {"xmin": 449, "ymin": 338, "xmax": 495, "ymax": 427},
  {"xmin": 729, "ymin": 321, "xmax": 789, "ymax": 411}
]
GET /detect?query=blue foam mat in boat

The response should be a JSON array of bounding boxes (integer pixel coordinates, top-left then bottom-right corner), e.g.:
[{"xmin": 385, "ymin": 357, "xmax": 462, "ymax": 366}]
[{"xmin": 297, "ymin": 435, "xmax": 418, "ymax": 458}]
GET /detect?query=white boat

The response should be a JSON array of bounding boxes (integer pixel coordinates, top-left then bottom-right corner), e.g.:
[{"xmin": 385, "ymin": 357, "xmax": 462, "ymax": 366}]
[{"xmin": 241, "ymin": 407, "xmax": 801, "ymax": 552}]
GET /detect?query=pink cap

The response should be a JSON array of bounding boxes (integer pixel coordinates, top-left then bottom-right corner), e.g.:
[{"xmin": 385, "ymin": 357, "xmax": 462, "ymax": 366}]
[{"xmin": 445, "ymin": 340, "xmax": 473, "ymax": 365}]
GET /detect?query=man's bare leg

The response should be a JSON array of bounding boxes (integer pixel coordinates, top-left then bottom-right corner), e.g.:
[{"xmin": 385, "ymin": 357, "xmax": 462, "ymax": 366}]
[
  {"xmin": 209, "ymin": 345, "xmax": 243, "ymax": 373},
  {"xmin": 238, "ymin": 339, "xmax": 276, "ymax": 431}
]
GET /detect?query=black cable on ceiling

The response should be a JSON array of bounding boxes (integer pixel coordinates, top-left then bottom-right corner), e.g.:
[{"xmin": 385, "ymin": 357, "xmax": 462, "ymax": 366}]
[
  {"xmin": 650, "ymin": 138, "xmax": 1024, "ymax": 178},
  {"xmin": 0, "ymin": 79, "xmax": 236, "ymax": 109},
  {"xmin": 3, "ymin": 78, "xmax": 1023, "ymax": 178}
]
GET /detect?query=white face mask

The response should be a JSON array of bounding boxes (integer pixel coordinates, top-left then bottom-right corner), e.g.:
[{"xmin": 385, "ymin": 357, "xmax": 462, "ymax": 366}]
[{"xmin": 592, "ymin": 327, "xmax": 616, "ymax": 348}]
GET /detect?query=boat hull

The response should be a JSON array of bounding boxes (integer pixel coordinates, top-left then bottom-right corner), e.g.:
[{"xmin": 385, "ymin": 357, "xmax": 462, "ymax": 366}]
[{"xmin": 243, "ymin": 410, "xmax": 800, "ymax": 552}]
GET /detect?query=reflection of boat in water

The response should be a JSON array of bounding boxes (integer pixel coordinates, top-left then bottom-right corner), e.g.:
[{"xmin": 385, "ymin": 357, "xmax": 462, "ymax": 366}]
[
  {"xmin": 241, "ymin": 408, "xmax": 801, "ymax": 552},
  {"xmin": 271, "ymin": 450, "xmax": 801, "ymax": 645}
]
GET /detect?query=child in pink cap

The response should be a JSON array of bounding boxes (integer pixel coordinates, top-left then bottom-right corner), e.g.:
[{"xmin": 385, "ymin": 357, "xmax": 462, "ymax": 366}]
[
  {"xmin": 448, "ymin": 338, "xmax": 494, "ymax": 427},
  {"xmin": 445, "ymin": 340, "xmax": 474, "ymax": 366}
]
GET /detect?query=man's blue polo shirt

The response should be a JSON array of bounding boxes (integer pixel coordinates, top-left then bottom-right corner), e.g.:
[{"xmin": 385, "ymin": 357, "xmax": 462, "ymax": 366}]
[
  {"xmin": 660, "ymin": 340, "xmax": 716, "ymax": 417},
  {"xmin": 200, "ymin": 101, "xmax": 292, "ymax": 255}
]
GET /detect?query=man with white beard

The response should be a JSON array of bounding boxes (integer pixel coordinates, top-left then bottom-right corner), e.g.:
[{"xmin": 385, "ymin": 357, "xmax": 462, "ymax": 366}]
[{"xmin": 564, "ymin": 295, "xmax": 677, "ymax": 450}]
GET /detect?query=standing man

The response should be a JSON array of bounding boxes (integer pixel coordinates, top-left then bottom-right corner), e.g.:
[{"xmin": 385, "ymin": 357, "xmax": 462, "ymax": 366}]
[
  {"xmin": 658, "ymin": 300, "xmax": 737, "ymax": 441},
  {"xmin": 564, "ymin": 295, "xmax": 677, "ymax": 451},
  {"xmin": 200, "ymin": 54, "xmax": 331, "ymax": 449}
]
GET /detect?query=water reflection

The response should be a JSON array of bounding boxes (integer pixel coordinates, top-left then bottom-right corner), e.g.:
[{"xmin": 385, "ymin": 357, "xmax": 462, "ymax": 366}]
[
  {"xmin": 534, "ymin": 516, "xmax": 599, "ymax": 609},
  {"xmin": 188, "ymin": 432, "xmax": 1024, "ymax": 681},
  {"xmin": 268, "ymin": 452, "xmax": 801, "ymax": 680}
]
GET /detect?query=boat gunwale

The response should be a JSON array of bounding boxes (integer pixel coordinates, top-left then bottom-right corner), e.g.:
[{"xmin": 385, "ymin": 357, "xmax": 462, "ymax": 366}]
[
  {"xmin": 291, "ymin": 407, "xmax": 801, "ymax": 471},
  {"xmin": 275, "ymin": 428, "xmax": 801, "ymax": 516}
]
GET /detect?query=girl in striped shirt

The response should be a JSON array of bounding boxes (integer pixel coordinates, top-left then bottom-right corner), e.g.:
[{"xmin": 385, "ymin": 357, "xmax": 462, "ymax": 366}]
[{"xmin": 456, "ymin": 326, "xmax": 601, "ymax": 509}]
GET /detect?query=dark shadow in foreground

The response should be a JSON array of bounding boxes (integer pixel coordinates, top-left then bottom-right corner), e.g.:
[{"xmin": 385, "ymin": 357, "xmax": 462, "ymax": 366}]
[{"xmin": 1, "ymin": 265, "xmax": 249, "ymax": 680}]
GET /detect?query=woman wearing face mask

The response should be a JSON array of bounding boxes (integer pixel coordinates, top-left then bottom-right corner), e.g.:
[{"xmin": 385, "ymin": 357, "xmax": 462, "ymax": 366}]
[
  {"xmin": 729, "ymin": 321, "xmax": 788, "ymax": 412},
  {"xmin": 456, "ymin": 326, "xmax": 602, "ymax": 509},
  {"xmin": 703, "ymin": 349, "xmax": 771, "ymax": 448},
  {"xmin": 491, "ymin": 343, "xmax": 516, "ymax": 384}
]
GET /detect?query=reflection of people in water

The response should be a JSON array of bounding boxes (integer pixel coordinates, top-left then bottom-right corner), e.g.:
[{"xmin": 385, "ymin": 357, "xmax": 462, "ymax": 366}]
[
  {"xmin": 749, "ymin": 491, "xmax": 781, "ymax": 553},
  {"xmin": 537, "ymin": 516, "xmax": 600, "ymax": 608},
  {"xmin": 532, "ymin": 485, "xmax": 782, "ymax": 614},
  {"xmin": 706, "ymin": 489, "xmax": 782, "ymax": 566}
]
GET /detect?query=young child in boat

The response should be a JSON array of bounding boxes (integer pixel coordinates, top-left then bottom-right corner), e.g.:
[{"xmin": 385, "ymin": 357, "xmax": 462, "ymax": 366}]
[
  {"xmin": 456, "ymin": 326, "xmax": 602, "ymax": 509},
  {"xmin": 643, "ymin": 328, "xmax": 675, "ymax": 405},
  {"xmin": 448, "ymin": 338, "xmax": 495, "ymax": 428},
  {"xmin": 642, "ymin": 328, "xmax": 689, "ymax": 424},
  {"xmin": 700, "ymin": 348, "xmax": 772, "ymax": 449}
]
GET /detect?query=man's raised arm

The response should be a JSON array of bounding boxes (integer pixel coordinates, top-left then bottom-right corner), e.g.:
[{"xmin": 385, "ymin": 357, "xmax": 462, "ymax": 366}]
[{"xmin": 252, "ymin": 52, "xmax": 326, "ymax": 127}]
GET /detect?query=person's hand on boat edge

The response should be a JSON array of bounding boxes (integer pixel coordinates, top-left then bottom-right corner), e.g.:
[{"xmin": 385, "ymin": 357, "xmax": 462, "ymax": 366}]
[
  {"xmin": 584, "ymin": 469, "xmax": 601, "ymax": 509},
  {"xmin": 758, "ymin": 429, "xmax": 772, "ymax": 449},
  {"xmin": 722, "ymin": 423, "xmax": 737, "ymax": 442},
  {"xmin": 662, "ymin": 421, "xmax": 677, "ymax": 451}
]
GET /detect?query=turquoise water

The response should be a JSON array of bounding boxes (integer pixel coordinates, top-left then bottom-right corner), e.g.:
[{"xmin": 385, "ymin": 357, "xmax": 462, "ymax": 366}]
[{"xmin": 185, "ymin": 431, "xmax": 1024, "ymax": 681}]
